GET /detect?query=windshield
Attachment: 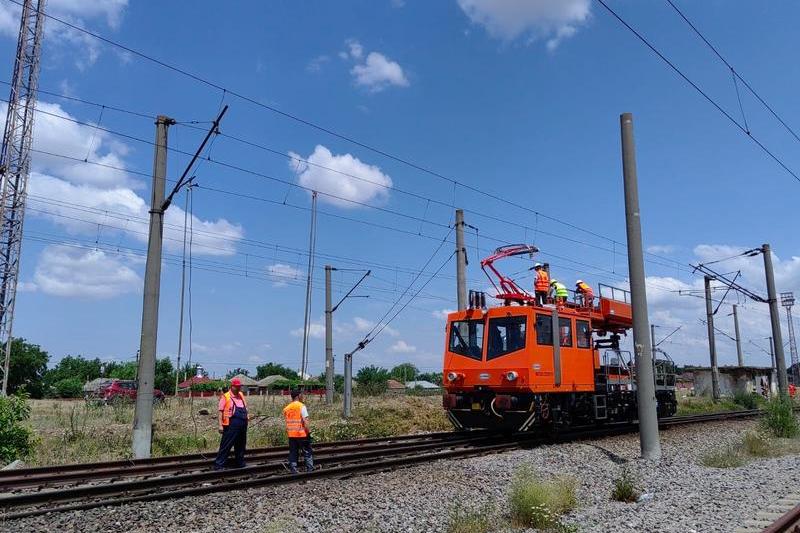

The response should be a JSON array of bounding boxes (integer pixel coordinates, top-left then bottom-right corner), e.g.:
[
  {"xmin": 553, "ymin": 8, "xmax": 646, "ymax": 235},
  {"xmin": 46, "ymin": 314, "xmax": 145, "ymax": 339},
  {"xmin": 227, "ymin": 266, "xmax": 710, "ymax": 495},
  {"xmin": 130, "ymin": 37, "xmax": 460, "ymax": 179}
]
[{"xmin": 449, "ymin": 320, "xmax": 484, "ymax": 360}]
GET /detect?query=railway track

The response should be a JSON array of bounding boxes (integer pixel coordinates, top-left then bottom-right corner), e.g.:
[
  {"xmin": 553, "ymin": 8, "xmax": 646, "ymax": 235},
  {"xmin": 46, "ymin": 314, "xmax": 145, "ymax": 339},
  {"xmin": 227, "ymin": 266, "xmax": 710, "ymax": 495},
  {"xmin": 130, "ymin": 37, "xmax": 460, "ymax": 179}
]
[{"xmin": 0, "ymin": 408, "xmax": 763, "ymax": 521}]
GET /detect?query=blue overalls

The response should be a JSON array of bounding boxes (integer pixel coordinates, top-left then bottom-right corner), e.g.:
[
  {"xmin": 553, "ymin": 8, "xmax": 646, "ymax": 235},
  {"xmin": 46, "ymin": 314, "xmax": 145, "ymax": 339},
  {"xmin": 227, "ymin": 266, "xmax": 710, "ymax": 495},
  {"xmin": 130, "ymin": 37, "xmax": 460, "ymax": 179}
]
[{"xmin": 213, "ymin": 397, "xmax": 248, "ymax": 469}]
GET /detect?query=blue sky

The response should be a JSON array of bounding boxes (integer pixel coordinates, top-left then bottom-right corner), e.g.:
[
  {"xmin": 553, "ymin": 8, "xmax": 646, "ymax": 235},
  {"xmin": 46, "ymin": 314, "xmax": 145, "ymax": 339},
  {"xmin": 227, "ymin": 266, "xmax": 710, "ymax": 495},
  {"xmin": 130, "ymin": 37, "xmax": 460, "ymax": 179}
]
[{"xmin": 1, "ymin": 0, "xmax": 799, "ymax": 376}]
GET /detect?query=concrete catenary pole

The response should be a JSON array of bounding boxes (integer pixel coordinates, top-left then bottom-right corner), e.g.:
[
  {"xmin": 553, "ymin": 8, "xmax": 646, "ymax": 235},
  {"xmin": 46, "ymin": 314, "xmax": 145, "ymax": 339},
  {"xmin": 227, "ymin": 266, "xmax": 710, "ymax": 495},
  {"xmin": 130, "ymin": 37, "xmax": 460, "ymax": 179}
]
[
  {"xmin": 343, "ymin": 351, "xmax": 353, "ymax": 418},
  {"xmin": 132, "ymin": 115, "xmax": 173, "ymax": 459},
  {"xmin": 455, "ymin": 209, "xmax": 467, "ymax": 311},
  {"xmin": 704, "ymin": 275, "xmax": 720, "ymax": 400},
  {"xmin": 325, "ymin": 265, "xmax": 334, "ymax": 405},
  {"xmin": 763, "ymin": 243, "xmax": 787, "ymax": 395},
  {"xmin": 651, "ymin": 324, "xmax": 656, "ymax": 358},
  {"xmin": 175, "ymin": 187, "xmax": 191, "ymax": 396},
  {"xmin": 732, "ymin": 304, "xmax": 744, "ymax": 367},
  {"xmin": 620, "ymin": 112, "xmax": 661, "ymax": 460}
]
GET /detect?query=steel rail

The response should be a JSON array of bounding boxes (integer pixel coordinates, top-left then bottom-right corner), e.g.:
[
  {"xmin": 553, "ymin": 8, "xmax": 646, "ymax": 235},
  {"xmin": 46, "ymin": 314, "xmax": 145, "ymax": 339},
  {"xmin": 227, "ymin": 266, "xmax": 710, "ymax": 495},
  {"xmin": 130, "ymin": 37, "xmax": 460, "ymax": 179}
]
[
  {"xmin": 0, "ymin": 428, "xmax": 469, "ymax": 480},
  {"xmin": 762, "ymin": 504, "xmax": 800, "ymax": 532},
  {"xmin": 0, "ymin": 431, "xmax": 480, "ymax": 490},
  {"xmin": 0, "ymin": 408, "xmax": 767, "ymax": 520}
]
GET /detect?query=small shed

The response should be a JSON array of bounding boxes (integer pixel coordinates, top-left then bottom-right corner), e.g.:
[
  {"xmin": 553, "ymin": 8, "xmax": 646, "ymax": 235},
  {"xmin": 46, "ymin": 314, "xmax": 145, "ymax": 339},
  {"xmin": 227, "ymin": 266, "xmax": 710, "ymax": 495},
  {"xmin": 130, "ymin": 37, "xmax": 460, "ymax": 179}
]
[
  {"xmin": 693, "ymin": 366, "xmax": 777, "ymax": 398},
  {"xmin": 386, "ymin": 379, "xmax": 406, "ymax": 394}
]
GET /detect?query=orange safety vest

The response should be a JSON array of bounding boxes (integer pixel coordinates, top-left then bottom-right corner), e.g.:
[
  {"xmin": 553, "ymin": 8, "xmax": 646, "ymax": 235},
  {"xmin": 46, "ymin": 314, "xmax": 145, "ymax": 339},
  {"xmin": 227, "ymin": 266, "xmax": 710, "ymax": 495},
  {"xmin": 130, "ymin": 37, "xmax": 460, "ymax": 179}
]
[
  {"xmin": 534, "ymin": 270, "xmax": 550, "ymax": 292},
  {"xmin": 576, "ymin": 282, "xmax": 593, "ymax": 297},
  {"xmin": 283, "ymin": 400, "xmax": 308, "ymax": 438},
  {"xmin": 221, "ymin": 391, "xmax": 247, "ymax": 427}
]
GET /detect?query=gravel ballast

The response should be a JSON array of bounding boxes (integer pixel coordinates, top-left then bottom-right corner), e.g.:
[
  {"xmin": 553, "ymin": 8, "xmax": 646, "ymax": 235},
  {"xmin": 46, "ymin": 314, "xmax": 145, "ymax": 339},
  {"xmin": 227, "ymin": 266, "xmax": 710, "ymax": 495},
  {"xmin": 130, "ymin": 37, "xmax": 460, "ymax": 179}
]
[{"xmin": 4, "ymin": 419, "xmax": 798, "ymax": 533}]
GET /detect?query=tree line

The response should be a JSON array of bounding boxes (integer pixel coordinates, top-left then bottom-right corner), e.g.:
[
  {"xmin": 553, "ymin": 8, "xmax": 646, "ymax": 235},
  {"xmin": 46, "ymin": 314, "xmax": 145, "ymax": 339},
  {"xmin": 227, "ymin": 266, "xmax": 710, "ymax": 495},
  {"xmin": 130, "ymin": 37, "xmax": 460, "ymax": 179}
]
[{"xmin": 3, "ymin": 338, "xmax": 442, "ymax": 398}]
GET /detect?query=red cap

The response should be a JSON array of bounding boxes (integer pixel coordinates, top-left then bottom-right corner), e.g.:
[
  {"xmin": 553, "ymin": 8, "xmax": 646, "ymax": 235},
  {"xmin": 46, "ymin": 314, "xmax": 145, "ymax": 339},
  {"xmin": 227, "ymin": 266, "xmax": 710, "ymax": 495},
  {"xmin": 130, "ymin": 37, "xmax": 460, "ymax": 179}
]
[{"xmin": 230, "ymin": 378, "xmax": 241, "ymax": 386}]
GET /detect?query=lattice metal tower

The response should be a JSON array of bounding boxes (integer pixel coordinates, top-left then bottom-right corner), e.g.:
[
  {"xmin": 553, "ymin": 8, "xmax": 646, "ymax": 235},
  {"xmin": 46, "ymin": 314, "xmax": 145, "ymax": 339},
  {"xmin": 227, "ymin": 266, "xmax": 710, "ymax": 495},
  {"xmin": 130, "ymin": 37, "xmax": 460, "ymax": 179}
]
[
  {"xmin": 0, "ymin": 0, "xmax": 46, "ymax": 396},
  {"xmin": 781, "ymin": 292, "xmax": 799, "ymax": 384}
]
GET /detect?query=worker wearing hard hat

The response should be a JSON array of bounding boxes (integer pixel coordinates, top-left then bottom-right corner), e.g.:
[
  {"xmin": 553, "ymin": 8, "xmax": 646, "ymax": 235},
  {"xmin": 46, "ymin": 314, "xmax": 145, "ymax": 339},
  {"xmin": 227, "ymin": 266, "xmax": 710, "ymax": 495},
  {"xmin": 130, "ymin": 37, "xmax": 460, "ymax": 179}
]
[
  {"xmin": 533, "ymin": 263, "xmax": 550, "ymax": 306},
  {"xmin": 550, "ymin": 279, "xmax": 568, "ymax": 306},
  {"xmin": 213, "ymin": 377, "xmax": 251, "ymax": 470},
  {"xmin": 575, "ymin": 280, "xmax": 594, "ymax": 308}
]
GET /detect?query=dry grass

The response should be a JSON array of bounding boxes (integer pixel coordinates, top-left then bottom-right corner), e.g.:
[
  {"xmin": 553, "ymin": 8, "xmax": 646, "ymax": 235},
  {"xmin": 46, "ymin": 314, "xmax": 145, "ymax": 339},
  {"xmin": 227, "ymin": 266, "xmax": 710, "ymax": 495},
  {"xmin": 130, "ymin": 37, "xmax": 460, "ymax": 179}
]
[
  {"xmin": 24, "ymin": 394, "xmax": 450, "ymax": 466},
  {"xmin": 700, "ymin": 428, "xmax": 800, "ymax": 469}
]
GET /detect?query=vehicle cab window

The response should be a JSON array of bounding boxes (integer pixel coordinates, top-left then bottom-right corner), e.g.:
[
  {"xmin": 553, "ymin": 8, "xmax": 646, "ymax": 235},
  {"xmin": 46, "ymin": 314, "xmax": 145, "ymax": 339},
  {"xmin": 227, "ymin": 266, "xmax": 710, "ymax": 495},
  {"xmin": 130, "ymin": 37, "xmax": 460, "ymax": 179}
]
[
  {"xmin": 535, "ymin": 314, "xmax": 552, "ymax": 345},
  {"xmin": 487, "ymin": 315, "xmax": 526, "ymax": 360},
  {"xmin": 559, "ymin": 317, "xmax": 573, "ymax": 347},
  {"xmin": 576, "ymin": 320, "xmax": 591, "ymax": 348},
  {"xmin": 449, "ymin": 319, "xmax": 484, "ymax": 360}
]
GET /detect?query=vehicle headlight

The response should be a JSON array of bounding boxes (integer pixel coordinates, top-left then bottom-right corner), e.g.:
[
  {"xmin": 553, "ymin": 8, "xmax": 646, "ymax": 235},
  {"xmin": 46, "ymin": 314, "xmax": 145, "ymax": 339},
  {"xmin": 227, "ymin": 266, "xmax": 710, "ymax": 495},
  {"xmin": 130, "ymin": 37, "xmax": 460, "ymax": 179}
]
[
  {"xmin": 447, "ymin": 371, "xmax": 459, "ymax": 382},
  {"xmin": 505, "ymin": 371, "xmax": 518, "ymax": 381}
]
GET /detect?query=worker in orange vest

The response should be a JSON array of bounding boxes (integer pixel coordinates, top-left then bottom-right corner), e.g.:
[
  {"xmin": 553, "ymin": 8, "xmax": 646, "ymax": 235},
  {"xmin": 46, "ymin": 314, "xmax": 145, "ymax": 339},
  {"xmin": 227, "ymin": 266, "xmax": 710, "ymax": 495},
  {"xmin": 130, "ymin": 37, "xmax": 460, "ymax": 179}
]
[
  {"xmin": 213, "ymin": 378, "xmax": 251, "ymax": 470},
  {"xmin": 790, "ymin": 383, "xmax": 797, "ymax": 398},
  {"xmin": 533, "ymin": 263, "xmax": 550, "ymax": 306},
  {"xmin": 284, "ymin": 389, "xmax": 314, "ymax": 474},
  {"xmin": 575, "ymin": 280, "xmax": 594, "ymax": 308}
]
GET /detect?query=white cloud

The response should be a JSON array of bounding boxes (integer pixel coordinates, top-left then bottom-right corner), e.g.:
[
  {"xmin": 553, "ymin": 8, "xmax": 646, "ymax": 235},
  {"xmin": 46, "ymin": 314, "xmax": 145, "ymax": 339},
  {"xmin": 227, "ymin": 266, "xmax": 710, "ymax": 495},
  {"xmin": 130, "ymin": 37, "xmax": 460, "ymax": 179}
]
[
  {"xmin": 647, "ymin": 244, "xmax": 678, "ymax": 255},
  {"xmin": 288, "ymin": 145, "xmax": 393, "ymax": 208},
  {"xmin": 457, "ymin": 0, "xmax": 590, "ymax": 49},
  {"xmin": 0, "ymin": 0, "xmax": 129, "ymax": 68},
  {"xmin": 339, "ymin": 40, "xmax": 409, "ymax": 92},
  {"xmin": 389, "ymin": 340, "xmax": 416, "ymax": 353},
  {"xmin": 351, "ymin": 52, "xmax": 409, "ymax": 92},
  {"xmin": 351, "ymin": 316, "xmax": 399, "ymax": 337},
  {"xmin": 306, "ymin": 54, "xmax": 330, "ymax": 73},
  {"xmin": 432, "ymin": 309, "xmax": 455, "ymax": 320},
  {"xmin": 9, "ymin": 101, "xmax": 245, "ymax": 258},
  {"xmin": 267, "ymin": 263, "xmax": 302, "ymax": 287},
  {"xmin": 290, "ymin": 322, "xmax": 325, "ymax": 339},
  {"xmin": 31, "ymin": 244, "xmax": 140, "ymax": 298}
]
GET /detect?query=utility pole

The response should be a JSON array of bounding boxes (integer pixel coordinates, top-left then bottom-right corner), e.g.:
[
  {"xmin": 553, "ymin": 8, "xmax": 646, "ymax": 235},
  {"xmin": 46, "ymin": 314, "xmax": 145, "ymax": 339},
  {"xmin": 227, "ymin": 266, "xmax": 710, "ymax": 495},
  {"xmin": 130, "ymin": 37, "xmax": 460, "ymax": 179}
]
[
  {"xmin": 780, "ymin": 292, "xmax": 798, "ymax": 384},
  {"xmin": 620, "ymin": 112, "xmax": 660, "ymax": 460},
  {"xmin": 325, "ymin": 265, "xmax": 333, "ymax": 404},
  {"xmin": 132, "ymin": 115, "xmax": 173, "ymax": 459},
  {"xmin": 703, "ymin": 276, "xmax": 720, "ymax": 400},
  {"xmin": 299, "ymin": 191, "xmax": 318, "ymax": 380},
  {"xmin": 768, "ymin": 336, "xmax": 775, "ymax": 370},
  {"xmin": 762, "ymin": 244, "xmax": 787, "ymax": 396},
  {"xmin": 343, "ymin": 350, "xmax": 354, "ymax": 417},
  {"xmin": 455, "ymin": 209, "xmax": 467, "ymax": 311},
  {"xmin": 175, "ymin": 186, "xmax": 192, "ymax": 397},
  {"xmin": 732, "ymin": 304, "xmax": 744, "ymax": 367},
  {"xmin": 650, "ymin": 324, "xmax": 656, "ymax": 359}
]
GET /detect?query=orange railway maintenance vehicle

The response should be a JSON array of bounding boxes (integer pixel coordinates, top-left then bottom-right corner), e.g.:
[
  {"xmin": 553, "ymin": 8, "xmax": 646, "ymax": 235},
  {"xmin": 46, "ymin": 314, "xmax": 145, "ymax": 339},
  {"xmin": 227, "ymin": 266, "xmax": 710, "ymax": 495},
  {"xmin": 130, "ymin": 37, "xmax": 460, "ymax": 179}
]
[{"xmin": 442, "ymin": 244, "xmax": 677, "ymax": 432}]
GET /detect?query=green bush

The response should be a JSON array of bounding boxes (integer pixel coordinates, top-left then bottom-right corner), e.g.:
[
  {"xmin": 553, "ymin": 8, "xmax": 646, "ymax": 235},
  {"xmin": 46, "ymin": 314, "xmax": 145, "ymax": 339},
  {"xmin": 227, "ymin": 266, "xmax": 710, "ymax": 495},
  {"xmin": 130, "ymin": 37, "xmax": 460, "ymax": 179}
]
[
  {"xmin": 446, "ymin": 503, "xmax": 493, "ymax": 533},
  {"xmin": 53, "ymin": 378, "xmax": 84, "ymax": 398},
  {"xmin": 508, "ymin": 466, "xmax": 577, "ymax": 529},
  {"xmin": 742, "ymin": 430, "xmax": 772, "ymax": 457},
  {"xmin": 762, "ymin": 395, "xmax": 800, "ymax": 438},
  {"xmin": 190, "ymin": 380, "xmax": 227, "ymax": 392},
  {"xmin": 611, "ymin": 468, "xmax": 639, "ymax": 503},
  {"xmin": 732, "ymin": 391, "xmax": 763, "ymax": 410},
  {"xmin": 0, "ymin": 393, "xmax": 35, "ymax": 464}
]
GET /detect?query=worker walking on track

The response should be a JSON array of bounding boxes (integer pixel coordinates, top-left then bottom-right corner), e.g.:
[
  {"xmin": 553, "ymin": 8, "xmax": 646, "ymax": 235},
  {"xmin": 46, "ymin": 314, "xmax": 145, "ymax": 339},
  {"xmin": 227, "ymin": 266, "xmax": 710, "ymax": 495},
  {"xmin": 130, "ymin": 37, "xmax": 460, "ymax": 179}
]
[
  {"xmin": 533, "ymin": 263, "xmax": 550, "ymax": 306},
  {"xmin": 284, "ymin": 389, "xmax": 314, "ymax": 474},
  {"xmin": 575, "ymin": 280, "xmax": 594, "ymax": 308},
  {"xmin": 550, "ymin": 279, "xmax": 568, "ymax": 306},
  {"xmin": 214, "ymin": 377, "xmax": 251, "ymax": 470}
]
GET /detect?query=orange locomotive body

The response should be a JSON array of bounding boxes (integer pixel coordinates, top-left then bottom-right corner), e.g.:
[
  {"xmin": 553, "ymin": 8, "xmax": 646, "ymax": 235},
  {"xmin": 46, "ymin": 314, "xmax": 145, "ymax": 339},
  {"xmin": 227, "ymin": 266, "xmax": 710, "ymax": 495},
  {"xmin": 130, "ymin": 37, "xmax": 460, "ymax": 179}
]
[{"xmin": 442, "ymin": 245, "xmax": 676, "ymax": 432}]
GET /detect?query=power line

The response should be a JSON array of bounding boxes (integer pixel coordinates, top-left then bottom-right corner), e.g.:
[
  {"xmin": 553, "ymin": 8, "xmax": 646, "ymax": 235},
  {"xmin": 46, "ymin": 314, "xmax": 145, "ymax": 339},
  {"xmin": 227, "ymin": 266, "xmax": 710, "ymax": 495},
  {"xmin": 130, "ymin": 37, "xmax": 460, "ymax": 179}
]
[
  {"xmin": 0, "ymin": 5, "xmax": 690, "ymax": 268},
  {"xmin": 664, "ymin": 0, "xmax": 800, "ymax": 145},
  {"xmin": 594, "ymin": 0, "xmax": 800, "ymax": 184}
]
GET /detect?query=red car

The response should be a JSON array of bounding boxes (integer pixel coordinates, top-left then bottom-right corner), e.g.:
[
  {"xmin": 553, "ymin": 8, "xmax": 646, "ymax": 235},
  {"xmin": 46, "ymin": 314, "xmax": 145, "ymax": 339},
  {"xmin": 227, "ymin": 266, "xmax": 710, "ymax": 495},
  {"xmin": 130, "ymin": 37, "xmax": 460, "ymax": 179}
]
[{"xmin": 101, "ymin": 380, "xmax": 165, "ymax": 404}]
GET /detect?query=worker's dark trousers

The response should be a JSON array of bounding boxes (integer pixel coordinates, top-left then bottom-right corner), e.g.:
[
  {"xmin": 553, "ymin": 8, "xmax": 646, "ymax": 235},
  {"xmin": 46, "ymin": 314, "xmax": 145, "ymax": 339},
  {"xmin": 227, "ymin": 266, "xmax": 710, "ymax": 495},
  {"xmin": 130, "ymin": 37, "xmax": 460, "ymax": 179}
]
[
  {"xmin": 214, "ymin": 417, "xmax": 247, "ymax": 469},
  {"xmin": 288, "ymin": 437, "xmax": 313, "ymax": 473},
  {"xmin": 535, "ymin": 291, "xmax": 548, "ymax": 306}
]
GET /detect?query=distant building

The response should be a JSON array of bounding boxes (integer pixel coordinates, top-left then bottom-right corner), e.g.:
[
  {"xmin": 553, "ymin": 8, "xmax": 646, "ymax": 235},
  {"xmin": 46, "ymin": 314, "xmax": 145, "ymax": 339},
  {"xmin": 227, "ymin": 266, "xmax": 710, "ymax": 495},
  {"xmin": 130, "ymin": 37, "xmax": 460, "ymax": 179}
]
[
  {"xmin": 693, "ymin": 366, "xmax": 777, "ymax": 397},
  {"xmin": 404, "ymin": 380, "xmax": 441, "ymax": 390},
  {"xmin": 386, "ymin": 379, "xmax": 406, "ymax": 394},
  {"xmin": 229, "ymin": 374, "xmax": 260, "ymax": 394}
]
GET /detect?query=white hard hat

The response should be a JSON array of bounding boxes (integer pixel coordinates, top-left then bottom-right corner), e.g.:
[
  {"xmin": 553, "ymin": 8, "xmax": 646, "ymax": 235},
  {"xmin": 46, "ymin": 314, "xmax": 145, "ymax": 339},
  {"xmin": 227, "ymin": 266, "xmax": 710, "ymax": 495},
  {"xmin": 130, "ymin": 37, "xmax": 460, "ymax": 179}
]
[
  {"xmin": 534, "ymin": 263, "xmax": 543, "ymax": 268},
  {"xmin": 576, "ymin": 280, "xmax": 583, "ymax": 285}
]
